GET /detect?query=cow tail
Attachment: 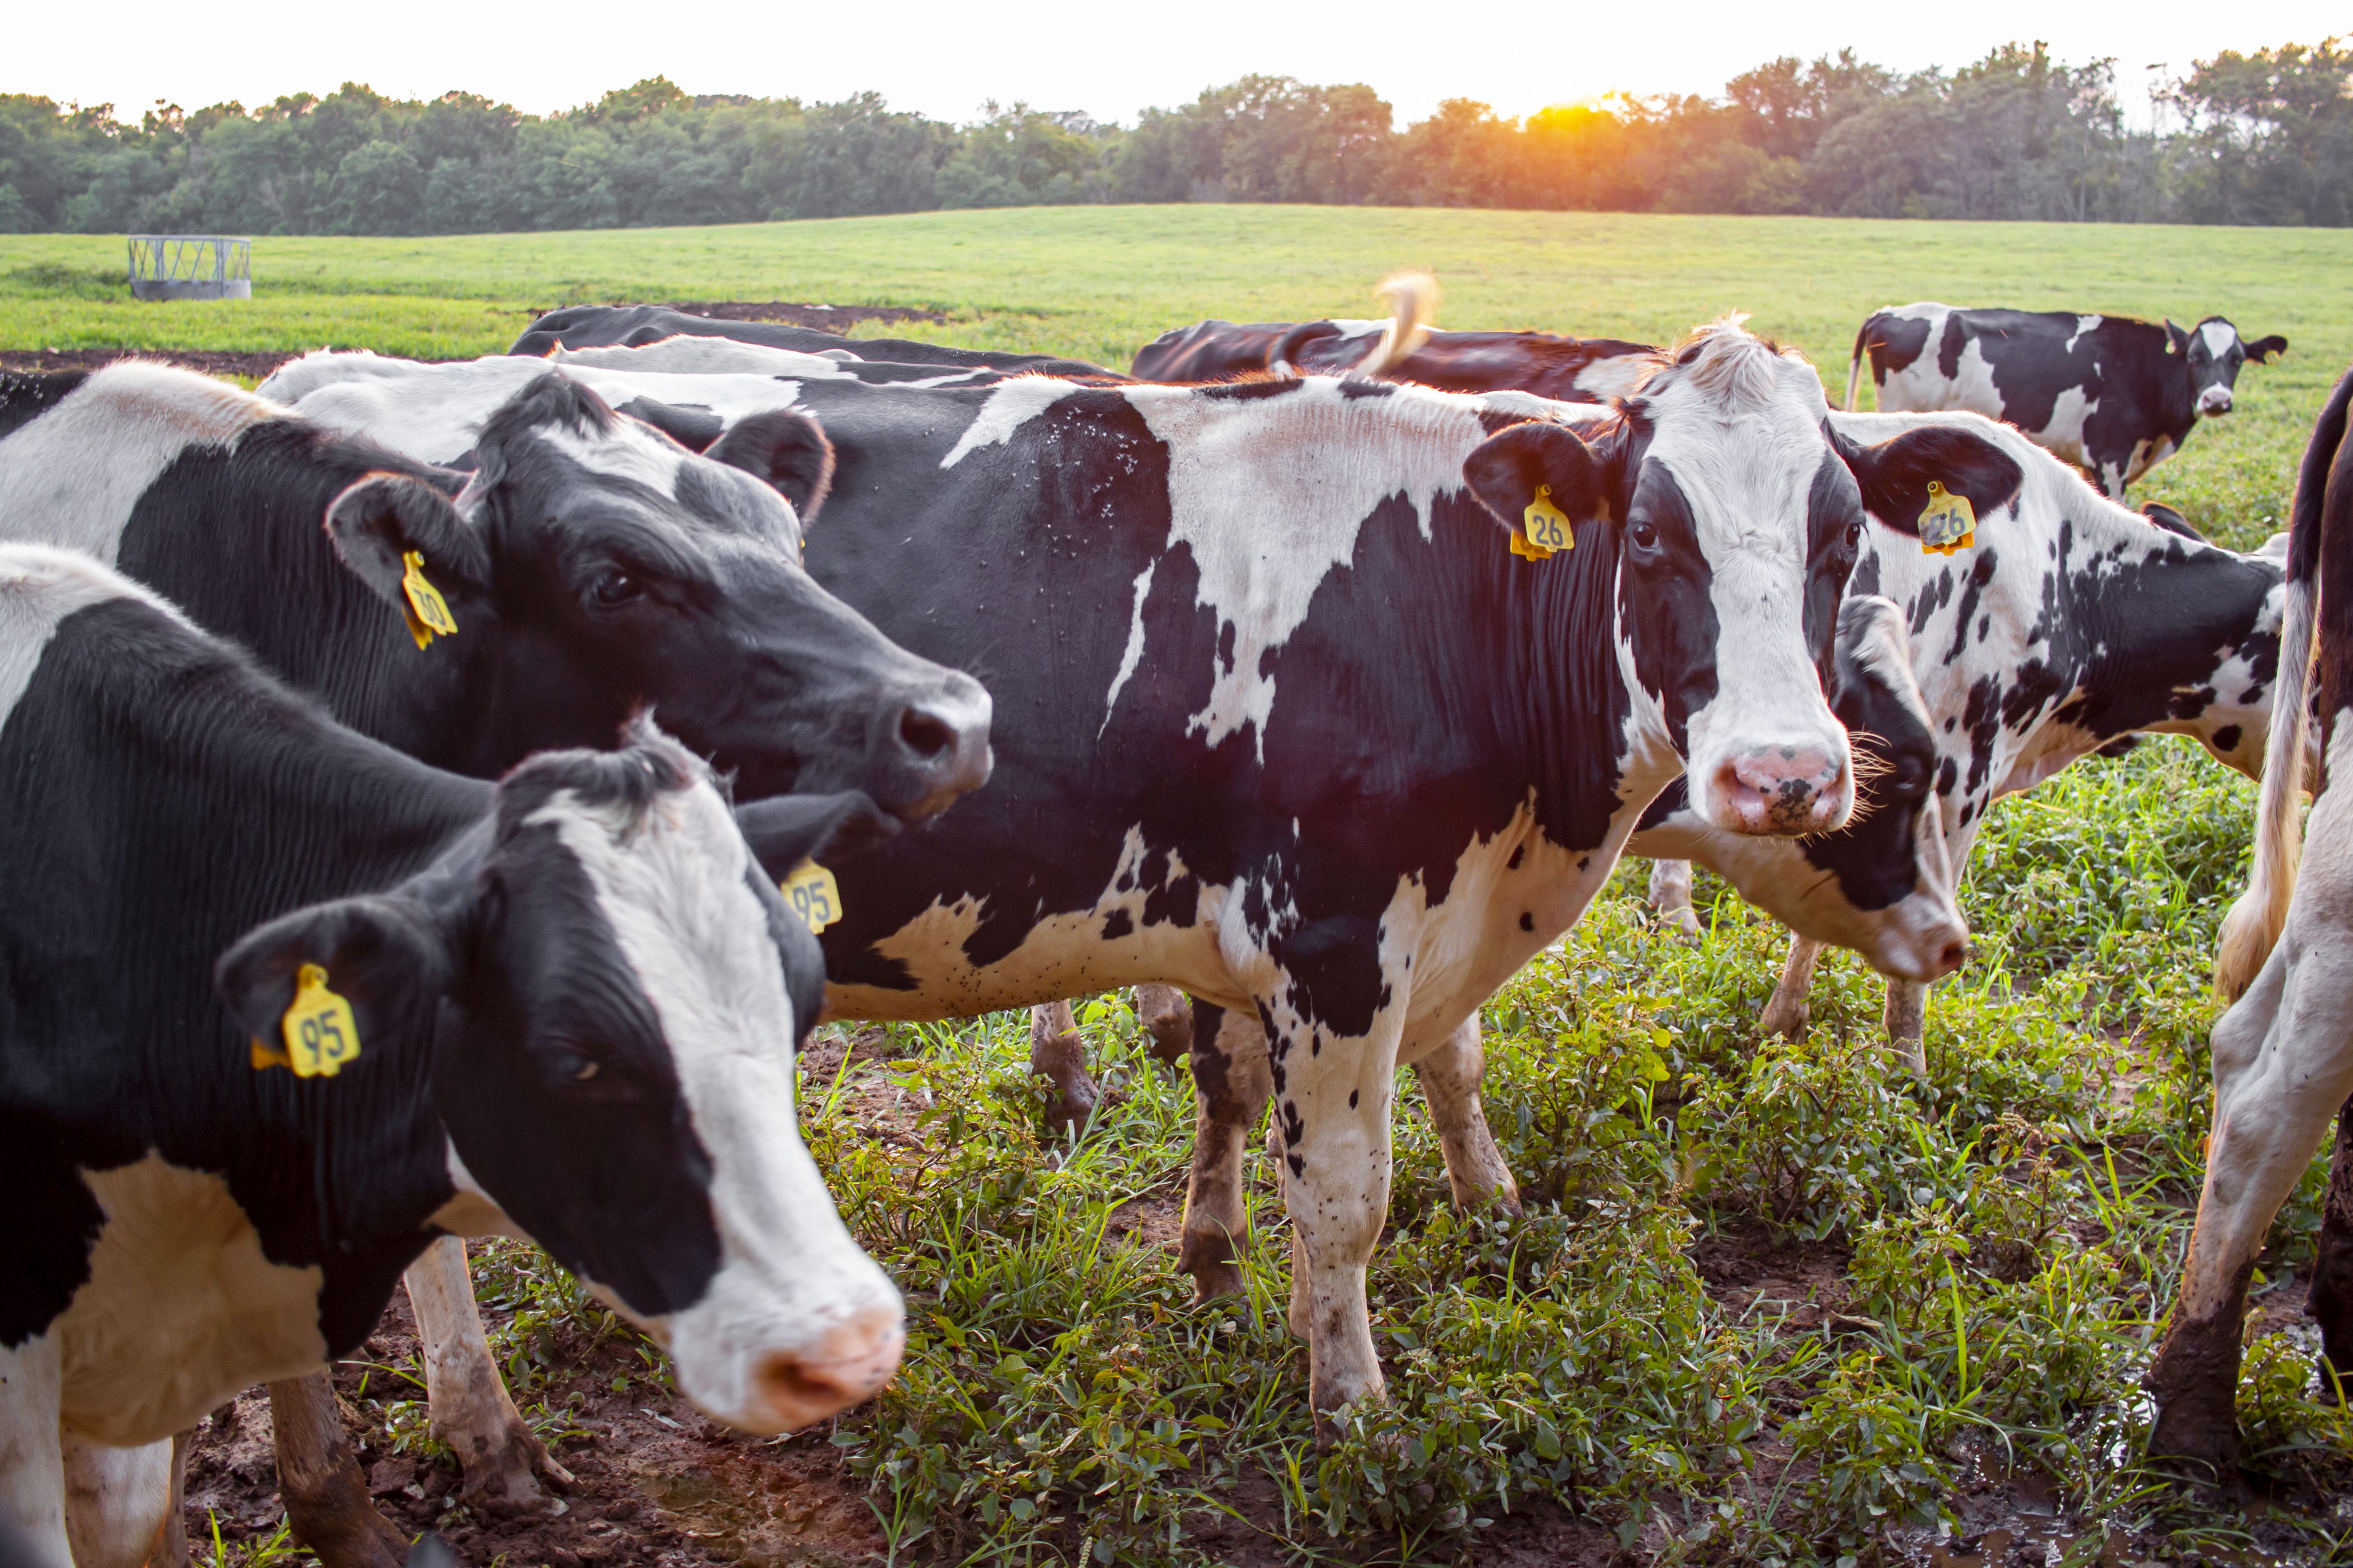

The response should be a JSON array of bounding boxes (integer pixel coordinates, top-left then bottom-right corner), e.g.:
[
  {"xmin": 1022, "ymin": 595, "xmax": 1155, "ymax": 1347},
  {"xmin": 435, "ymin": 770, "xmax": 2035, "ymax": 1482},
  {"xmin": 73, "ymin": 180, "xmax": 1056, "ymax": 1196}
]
[
  {"xmin": 1353, "ymin": 270, "xmax": 1439, "ymax": 379},
  {"xmin": 1842, "ymin": 317, "xmax": 1872, "ymax": 412},
  {"xmin": 2215, "ymin": 365, "xmax": 2353, "ymax": 997}
]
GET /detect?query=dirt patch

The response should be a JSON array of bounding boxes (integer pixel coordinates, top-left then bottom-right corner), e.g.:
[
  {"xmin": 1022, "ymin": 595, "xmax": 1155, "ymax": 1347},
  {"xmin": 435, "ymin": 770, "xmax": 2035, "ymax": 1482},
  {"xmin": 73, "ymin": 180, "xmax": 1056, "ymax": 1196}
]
[
  {"xmin": 0, "ymin": 346, "xmax": 312, "ymax": 379},
  {"xmin": 654, "ymin": 303, "xmax": 947, "ymax": 335},
  {"xmin": 1688, "ymin": 1218, "xmax": 1856, "ymax": 1327},
  {"xmin": 184, "ymin": 1284, "xmax": 885, "ymax": 1568}
]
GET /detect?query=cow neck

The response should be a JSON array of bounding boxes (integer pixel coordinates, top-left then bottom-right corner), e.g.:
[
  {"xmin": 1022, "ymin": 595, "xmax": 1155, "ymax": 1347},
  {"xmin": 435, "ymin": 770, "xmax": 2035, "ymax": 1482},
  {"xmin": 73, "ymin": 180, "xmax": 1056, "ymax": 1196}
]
[
  {"xmin": 13, "ymin": 598, "xmax": 492, "ymax": 1299},
  {"xmin": 1493, "ymin": 516, "xmax": 1653, "ymax": 856},
  {"xmin": 121, "ymin": 421, "xmax": 484, "ymax": 775}
]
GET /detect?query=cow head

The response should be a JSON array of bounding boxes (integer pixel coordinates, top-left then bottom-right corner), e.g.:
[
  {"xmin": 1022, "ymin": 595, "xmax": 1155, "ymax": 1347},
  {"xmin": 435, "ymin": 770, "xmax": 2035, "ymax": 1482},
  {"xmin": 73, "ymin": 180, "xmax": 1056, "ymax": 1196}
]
[
  {"xmin": 1465, "ymin": 320, "xmax": 2017, "ymax": 837},
  {"xmin": 217, "ymin": 725, "xmax": 903, "ymax": 1435},
  {"xmin": 2170, "ymin": 317, "xmax": 2288, "ymax": 418},
  {"xmin": 1756, "ymin": 597, "xmax": 1966, "ymax": 979},
  {"xmin": 323, "ymin": 374, "xmax": 987, "ymax": 818}
]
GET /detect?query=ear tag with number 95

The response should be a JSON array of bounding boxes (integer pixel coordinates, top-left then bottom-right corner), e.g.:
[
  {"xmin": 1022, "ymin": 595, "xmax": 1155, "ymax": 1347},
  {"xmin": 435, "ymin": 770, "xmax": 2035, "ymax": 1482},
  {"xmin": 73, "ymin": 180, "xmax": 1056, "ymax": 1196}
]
[
  {"xmin": 260, "ymin": 963, "xmax": 362, "ymax": 1078},
  {"xmin": 1515, "ymin": 484, "xmax": 1572, "ymax": 561},
  {"xmin": 781, "ymin": 859, "xmax": 843, "ymax": 934},
  {"xmin": 400, "ymin": 551, "xmax": 459, "ymax": 651},
  {"xmin": 1919, "ymin": 481, "xmax": 1976, "ymax": 556}
]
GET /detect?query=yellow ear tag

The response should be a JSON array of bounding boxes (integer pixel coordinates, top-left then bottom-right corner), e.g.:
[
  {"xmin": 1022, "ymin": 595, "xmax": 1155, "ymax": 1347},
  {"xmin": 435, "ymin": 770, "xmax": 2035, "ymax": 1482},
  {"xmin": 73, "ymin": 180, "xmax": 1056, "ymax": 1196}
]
[
  {"xmin": 780, "ymin": 859, "xmax": 843, "ymax": 934},
  {"xmin": 1516, "ymin": 485, "xmax": 1572, "ymax": 561},
  {"xmin": 275, "ymin": 963, "xmax": 361, "ymax": 1078},
  {"xmin": 1919, "ymin": 482, "xmax": 1976, "ymax": 556},
  {"xmin": 399, "ymin": 552, "xmax": 459, "ymax": 651}
]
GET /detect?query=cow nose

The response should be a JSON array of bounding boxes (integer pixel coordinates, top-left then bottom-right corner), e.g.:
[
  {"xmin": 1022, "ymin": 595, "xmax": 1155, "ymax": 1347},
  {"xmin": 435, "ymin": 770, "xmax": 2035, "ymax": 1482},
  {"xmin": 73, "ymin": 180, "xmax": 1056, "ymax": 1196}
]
[
  {"xmin": 882, "ymin": 671, "xmax": 993, "ymax": 822},
  {"xmin": 752, "ymin": 1309, "xmax": 905, "ymax": 1430},
  {"xmin": 1931, "ymin": 938, "xmax": 1968, "ymax": 979},
  {"xmin": 1712, "ymin": 745, "xmax": 1849, "ymax": 835},
  {"xmin": 2200, "ymin": 389, "xmax": 2233, "ymax": 414}
]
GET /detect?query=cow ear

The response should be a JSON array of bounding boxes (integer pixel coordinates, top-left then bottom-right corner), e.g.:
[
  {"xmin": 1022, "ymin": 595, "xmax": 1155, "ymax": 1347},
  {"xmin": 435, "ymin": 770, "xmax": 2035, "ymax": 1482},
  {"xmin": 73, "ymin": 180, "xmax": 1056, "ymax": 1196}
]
[
  {"xmin": 706, "ymin": 409, "xmax": 836, "ymax": 520},
  {"xmin": 324, "ymin": 473, "xmax": 491, "ymax": 618},
  {"xmin": 1462, "ymin": 422, "xmax": 1611, "ymax": 549},
  {"xmin": 2140, "ymin": 501, "xmax": 2205, "ymax": 542},
  {"xmin": 734, "ymin": 789, "xmax": 898, "ymax": 877},
  {"xmin": 2247, "ymin": 334, "xmax": 2288, "ymax": 363},
  {"xmin": 1830, "ymin": 419, "xmax": 2023, "ymax": 538},
  {"xmin": 2165, "ymin": 319, "xmax": 2188, "ymax": 355},
  {"xmin": 215, "ymin": 894, "xmax": 452, "ymax": 1068},
  {"xmin": 615, "ymin": 395, "xmax": 724, "ymax": 453}
]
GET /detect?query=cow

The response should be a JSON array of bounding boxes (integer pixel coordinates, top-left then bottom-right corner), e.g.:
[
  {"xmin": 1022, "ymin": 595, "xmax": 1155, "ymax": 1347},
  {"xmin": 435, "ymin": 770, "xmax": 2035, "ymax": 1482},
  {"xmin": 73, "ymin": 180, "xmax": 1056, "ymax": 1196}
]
[
  {"xmin": 1844, "ymin": 303, "xmax": 2287, "ymax": 498},
  {"xmin": 0, "ymin": 361, "xmax": 990, "ymax": 1557},
  {"xmin": 0, "ymin": 362, "xmax": 989, "ymax": 815},
  {"xmin": 2152, "ymin": 367, "xmax": 2353, "ymax": 1488},
  {"xmin": 1131, "ymin": 274, "xmax": 1656, "ymax": 402},
  {"xmin": 0, "ymin": 545, "xmax": 903, "ymax": 1568},
  {"xmin": 277, "ymin": 319, "xmax": 2028, "ymax": 1451},
  {"xmin": 509, "ymin": 303, "xmax": 1125, "ymax": 379}
]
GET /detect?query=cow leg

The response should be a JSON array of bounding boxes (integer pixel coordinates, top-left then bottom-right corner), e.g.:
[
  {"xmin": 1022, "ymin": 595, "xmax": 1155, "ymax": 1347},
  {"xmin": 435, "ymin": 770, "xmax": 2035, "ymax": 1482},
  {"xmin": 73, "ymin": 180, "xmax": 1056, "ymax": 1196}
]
[
  {"xmin": 0, "ymin": 1337, "xmax": 72, "ymax": 1568},
  {"xmin": 1262, "ymin": 1002, "xmax": 1405, "ymax": 1426},
  {"xmin": 154, "ymin": 1432, "xmax": 192, "ymax": 1568},
  {"xmin": 2147, "ymin": 934, "xmax": 2353, "ymax": 1485},
  {"xmin": 1758, "ymin": 937, "xmax": 1825, "ymax": 1039},
  {"xmin": 1178, "ymin": 1002, "xmax": 1274, "ymax": 1302},
  {"xmin": 61, "ymin": 1434, "xmax": 173, "ymax": 1568},
  {"xmin": 268, "ymin": 1372, "xmax": 408, "ymax": 1568},
  {"xmin": 1646, "ymin": 859, "xmax": 1705, "ymax": 940},
  {"xmin": 2306, "ymin": 1094, "xmax": 2353, "ymax": 1398},
  {"xmin": 1883, "ymin": 980, "xmax": 1928, "ymax": 1076},
  {"xmin": 1408, "ymin": 1016, "xmax": 1521, "ymax": 1216},
  {"xmin": 1134, "ymin": 984, "xmax": 1195, "ymax": 1067},
  {"xmin": 406, "ymin": 1237, "xmax": 572, "ymax": 1515},
  {"xmin": 1027, "ymin": 1001, "xmax": 1101, "ymax": 1134}
]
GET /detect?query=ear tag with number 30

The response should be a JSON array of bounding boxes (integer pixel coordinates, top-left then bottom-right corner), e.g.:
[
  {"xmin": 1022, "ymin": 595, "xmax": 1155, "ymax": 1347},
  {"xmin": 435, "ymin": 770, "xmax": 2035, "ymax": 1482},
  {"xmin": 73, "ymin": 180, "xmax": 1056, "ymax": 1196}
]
[
  {"xmin": 781, "ymin": 859, "xmax": 843, "ymax": 934},
  {"xmin": 1515, "ymin": 485, "xmax": 1573, "ymax": 562},
  {"xmin": 1918, "ymin": 481, "xmax": 1976, "ymax": 557},
  {"xmin": 255, "ymin": 963, "xmax": 363, "ymax": 1078},
  {"xmin": 400, "ymin": 551, "xmax": 459, "ymax": 651}
]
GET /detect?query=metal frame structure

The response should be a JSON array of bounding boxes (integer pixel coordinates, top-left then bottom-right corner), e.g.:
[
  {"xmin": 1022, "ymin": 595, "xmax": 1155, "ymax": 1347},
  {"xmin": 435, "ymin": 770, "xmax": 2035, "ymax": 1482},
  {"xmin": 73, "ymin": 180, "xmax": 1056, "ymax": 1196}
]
[{"xmin": 127, "ymin": 235, "xmax": 252, "ymax": 301}]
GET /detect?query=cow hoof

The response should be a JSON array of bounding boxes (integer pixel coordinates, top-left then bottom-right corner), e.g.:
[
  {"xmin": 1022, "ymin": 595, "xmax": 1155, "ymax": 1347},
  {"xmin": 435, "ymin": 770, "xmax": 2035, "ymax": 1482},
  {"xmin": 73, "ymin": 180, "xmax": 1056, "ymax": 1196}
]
[
  {"xmin": 1662, "ymin": 910, "xmax": 1704, "ymax": 943},
  {"xmin": 2146, "ymin": 1376, "xmax": 2248, "ymax": 1495},
  {"xmin": 1759, "ymin": 999, "xmax": 1809, "ymax": 1039},
  {"xmin": 456, "ymin": 1430, "xmax": 573, "ymax": 1519},
  {"xmin": 1045, "ymin": 1082, "xmax": 1100, "ymax": 1138},
  {"xmin": 1187, "ymin": 1263, "xmax": 1246, "ymax": 1304}
]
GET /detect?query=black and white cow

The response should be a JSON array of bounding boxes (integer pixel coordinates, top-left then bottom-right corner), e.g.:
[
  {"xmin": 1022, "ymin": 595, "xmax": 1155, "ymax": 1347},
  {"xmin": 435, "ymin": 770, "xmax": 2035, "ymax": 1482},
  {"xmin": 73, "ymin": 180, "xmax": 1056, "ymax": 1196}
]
[
  {"xmin": 509, "ymin": 303, "xmax": 1125, "ymax": 380},
  {"xmin": 0, "ymin": 361, "xmax": 989, "ymax": 815},
  {"xmin": 2153, "ymin": 366, "xmax": 2353, "ymax": 1486},
  {"xmin": 0, "ymin": 361, "xmax": 986, "ymax": 1551},
  {"xmin": 1844, "ymin": 303, "xmax": 2287, "ymax": 498},
  {"xmin": 1133, "ymin": 312, "xmax": 1657, "ymax": 402},
  {"xmin": 282, "ymin": 321, "xmax": 2028, "ymax": 1435},
  {"xmin": 1645, "ymin": 408, "xmax": 2289, "ymax": 1067},
  {"xmin": 0, "ymin": 546, "xmax": 903, "ymax": 1568}
]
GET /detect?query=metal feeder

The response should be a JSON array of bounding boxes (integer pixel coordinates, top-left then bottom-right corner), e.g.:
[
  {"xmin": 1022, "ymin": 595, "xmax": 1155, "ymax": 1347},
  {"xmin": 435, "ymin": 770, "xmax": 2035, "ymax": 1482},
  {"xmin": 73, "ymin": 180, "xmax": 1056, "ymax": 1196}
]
[{"xmin": 127, "ymin": 235, "xmax": 252, "ymax": 301}]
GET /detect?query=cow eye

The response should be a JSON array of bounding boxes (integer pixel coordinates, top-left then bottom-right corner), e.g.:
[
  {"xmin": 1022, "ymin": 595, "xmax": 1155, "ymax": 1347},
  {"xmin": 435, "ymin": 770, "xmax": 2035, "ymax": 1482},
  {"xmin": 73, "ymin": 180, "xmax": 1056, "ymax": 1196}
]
[
  {"xmin": 1845, "ymin": 518, "xmax": 1864, "ymax": 551},
  {"xmin": 587, "ymin": 568, "xmax": 643, "ymax": 608},
  {"xmin": 1628, "ymin": 518, "xmax": 1660, "ymax": 551}
]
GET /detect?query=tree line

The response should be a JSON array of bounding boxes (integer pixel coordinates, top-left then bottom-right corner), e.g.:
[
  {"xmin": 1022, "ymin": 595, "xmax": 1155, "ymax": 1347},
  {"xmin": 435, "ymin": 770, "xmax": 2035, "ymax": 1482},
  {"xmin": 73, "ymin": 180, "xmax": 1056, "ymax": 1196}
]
[{"xmin": 1, "ymin": 38, "xmax": 2345, "ymax": 236}]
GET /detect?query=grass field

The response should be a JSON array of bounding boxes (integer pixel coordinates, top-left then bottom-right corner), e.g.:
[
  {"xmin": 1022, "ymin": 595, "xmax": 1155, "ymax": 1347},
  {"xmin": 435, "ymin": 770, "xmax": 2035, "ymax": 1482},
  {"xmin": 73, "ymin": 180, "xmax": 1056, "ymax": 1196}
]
[{"xmin": 11, "ymin": 207, "xmax": 2353, "ymax": 1565}]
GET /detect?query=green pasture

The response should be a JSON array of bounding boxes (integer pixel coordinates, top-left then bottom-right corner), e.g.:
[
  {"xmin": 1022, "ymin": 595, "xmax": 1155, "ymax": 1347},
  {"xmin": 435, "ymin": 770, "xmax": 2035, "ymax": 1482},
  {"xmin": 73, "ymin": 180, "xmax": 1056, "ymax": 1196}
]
[{"xmin": 11, "ymin": 207, "xmax": 2353, "ymax": 1562}]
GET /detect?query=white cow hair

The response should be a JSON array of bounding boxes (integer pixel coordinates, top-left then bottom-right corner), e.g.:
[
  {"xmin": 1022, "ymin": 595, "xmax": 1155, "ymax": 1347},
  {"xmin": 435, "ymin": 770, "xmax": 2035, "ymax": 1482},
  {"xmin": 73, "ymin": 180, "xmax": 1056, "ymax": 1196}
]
[
  {"xmin": 0, "ymin": 362, "xmax": 280, "ymax": 568},
  {"xmin": 0, "ymin": 544, "xmax": 193, "ymax": 734},
  {"xmin": 522, "ymin": 778, "xmax": 902, "ymax": 1427}
]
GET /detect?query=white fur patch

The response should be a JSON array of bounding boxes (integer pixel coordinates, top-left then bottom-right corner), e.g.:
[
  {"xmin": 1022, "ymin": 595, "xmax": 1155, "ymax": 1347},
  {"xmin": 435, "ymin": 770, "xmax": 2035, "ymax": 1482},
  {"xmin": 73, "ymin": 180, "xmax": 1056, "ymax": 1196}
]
[
  {"xmin": 0, "ymin": 545, "xmax": 189, "ymax": 735},
  {"xmin": 0, "ymin": 363, "xmax": 279, "ymax": 567},
  {"xmin": 2201, "ymin": 319, "xmax": 2238, "ymax": 359},
  {"xmin": 941, "ymin": 378, "xmax": 1080, "ymax": 467},
  {"xmin": 2067, "ymin": 314, "xmax": 2102, "ymax": 352},
  {"xmin": 1122, "ymin": 378, "xmax": 1490, "ymax": 759}
]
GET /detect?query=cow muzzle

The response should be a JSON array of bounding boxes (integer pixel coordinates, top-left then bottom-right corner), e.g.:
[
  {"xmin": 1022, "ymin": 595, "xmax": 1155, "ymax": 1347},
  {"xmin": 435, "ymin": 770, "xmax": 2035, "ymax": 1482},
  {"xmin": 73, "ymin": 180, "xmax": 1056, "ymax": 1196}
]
[
  {"xmin": 877, "ymin": 670, "xmax": 994, "ymax": 824},
  {"xmin": 2198, "ymin": 388, "xmax": 2234, "ymax": 416},
  {"xmin": 746, "ymin": 1306, "xmax": 906, "ymax": 1430},
  {"xmin": 1708, "ymin": 744, "xmax": 1852, "ymax": 836}
]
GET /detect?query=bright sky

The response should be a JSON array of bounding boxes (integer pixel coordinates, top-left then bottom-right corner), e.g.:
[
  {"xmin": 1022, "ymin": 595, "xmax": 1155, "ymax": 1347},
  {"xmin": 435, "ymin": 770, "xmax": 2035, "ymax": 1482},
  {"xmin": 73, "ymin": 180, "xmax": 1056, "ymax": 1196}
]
[{"xmin": 9, "ymin": 0, "xmax": 2343, "ymax": 129}]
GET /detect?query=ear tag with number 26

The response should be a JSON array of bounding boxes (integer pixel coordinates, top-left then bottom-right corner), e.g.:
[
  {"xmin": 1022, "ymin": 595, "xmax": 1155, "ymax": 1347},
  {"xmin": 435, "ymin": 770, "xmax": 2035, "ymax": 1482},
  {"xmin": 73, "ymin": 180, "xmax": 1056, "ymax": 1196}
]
[
  {"xmin": 781, "ymin": 860, "xmax": 843, "ymax": 934},
  {"xmin": 1514, "ymin": 484, "xmax": 1573, "ymax": 562},
  {"xmin": 1918, "ymin": 481, "xmax": 1976, "ymax": 557},
  {"xmin": 252, "ymin": 963, "xmax": 362, "ymax": 1078},
  {"xmin": 400, "ymin": 551, "xmax": 459, "ymax": 651}
]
